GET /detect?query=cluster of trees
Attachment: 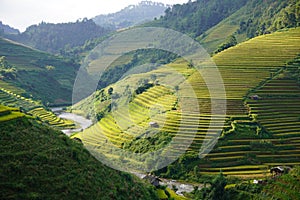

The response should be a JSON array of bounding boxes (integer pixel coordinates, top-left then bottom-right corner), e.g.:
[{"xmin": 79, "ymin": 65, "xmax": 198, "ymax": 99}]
[
  {"xmin": 192, "ymin": 173, "xmax": 228, "ymax": 200},
  {"xmin": 237, "ymin": 0, "xmax": 300, "ymax": 38},
  {"xmin": 214, "ymin": 35, "xmax": 237, "ymax": 54},
  {"xmin": 7, "ymin": 19, "xmax": 112, "ymax": 54},
  {"xmin": 59, "ymin": 36, "xmax": 107, "ymax": 62},
  {"xmin": 123, "ymin": 131, "xmax": 173, "ymax": 154},
  {"xmin": 0, "ymin": 56, "xmax": 17, "ymax": 80}
]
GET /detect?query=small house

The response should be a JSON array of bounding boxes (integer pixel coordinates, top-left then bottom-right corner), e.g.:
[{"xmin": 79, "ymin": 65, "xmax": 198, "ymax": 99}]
[
  {"xmin": 250, "ymin": 95, "xmax": 261, "ymax": 100},
  {"xmin": 270, "ymin": 166, "xmax": 284, "ymax": 176},
  {"xmin": 149, "ymin": 121, "xmax": 159, "ymax": 128},
  {"xmin": 253, "ymin": 179, "xmax": 266, "ymax": 184}
]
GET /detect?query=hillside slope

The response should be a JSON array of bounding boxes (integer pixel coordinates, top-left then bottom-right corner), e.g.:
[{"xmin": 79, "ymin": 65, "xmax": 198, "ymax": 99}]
[
  {"xmin": 0, "ymin": 37, "xmax": 78, "ymax": 104},
  {"xmin": 0, "ymin": 112, "xmax": 159, "ymax": 200}
]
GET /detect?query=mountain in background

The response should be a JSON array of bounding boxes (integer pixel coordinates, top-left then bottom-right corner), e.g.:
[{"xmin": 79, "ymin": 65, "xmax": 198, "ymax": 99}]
[
  {"xmin": 6, "ymin": 19, "xmax": 112, "ymax": 54},
  {"xmin": 0, "ymin": 21, "xmax": 20, "ymax": 35},
  {"xmin": 93, "ymin": 1, "xmax": 170, "ymax": 30}
]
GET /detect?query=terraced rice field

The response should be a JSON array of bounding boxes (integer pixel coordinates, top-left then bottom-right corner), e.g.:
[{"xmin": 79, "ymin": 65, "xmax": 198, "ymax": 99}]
[
  {"xmin": 213, "ymin": 28, "xmax": 300, "ymax": 112},
  {"xmin": 28, "ymin": 107, "xmax": 75, "ymax": 128},
  {"xmin": 0, "ymin": 80, "xmax": 25, "ymax": 95},
  {"xmin": 76, "ymin": 28, "xmax": 300, "ymax": 176},
  {"xmin": 0, "ymin": 88, "xmax": 75, "ymax": 128},
  {"xmin": 80, "ymin": 85, "xmax": 181, "ymax": 146},
  {"xmin": 0, "ymin": 88, "xmax": 39, "ymax": 111},
  {"xmin": 0, "ymin": 104, "xmax": 24, "ymax": 122}
]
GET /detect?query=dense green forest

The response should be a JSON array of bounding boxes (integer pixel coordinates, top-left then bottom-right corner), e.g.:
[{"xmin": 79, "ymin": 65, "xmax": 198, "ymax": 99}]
[
  {"xmin": 236, "ymin": 0, "xmax": 300, "ymax": 38},
  {"xmin": 58, "ymin": 0, "xmax": 300, "ymax": 61},
  {"xmin": 7, "ymin": 19, "xmax": 112, "ymax": 54}
]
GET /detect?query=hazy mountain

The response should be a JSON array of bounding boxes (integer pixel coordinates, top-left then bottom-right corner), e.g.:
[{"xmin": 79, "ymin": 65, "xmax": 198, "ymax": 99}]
[
  {"xmin": 0, "ymin": 21, "xmax": 20, "ymax": 35},
  {"xmin": 93, "ymin": 1, "xmax": 170, "ymax": 29}
]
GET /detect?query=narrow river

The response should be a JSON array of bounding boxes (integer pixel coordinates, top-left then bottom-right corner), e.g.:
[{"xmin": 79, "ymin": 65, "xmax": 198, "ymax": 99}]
[{"xmin": 51, "ymin": 108, "xmax": 93, "ymax": 136}]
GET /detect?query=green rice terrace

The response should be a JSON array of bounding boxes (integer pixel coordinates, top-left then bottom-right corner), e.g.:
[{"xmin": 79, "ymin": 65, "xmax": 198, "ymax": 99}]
[
  {"xmin": 0, "ymin": 104, "xmax": 24, "ymax": 122},
  {"xmin": 72, "ymin": 28, "xmax": 300, "ymax": 178},
  {"xmin": 0, "ymin": 87, "xmax": 75, "ymax": 129}
]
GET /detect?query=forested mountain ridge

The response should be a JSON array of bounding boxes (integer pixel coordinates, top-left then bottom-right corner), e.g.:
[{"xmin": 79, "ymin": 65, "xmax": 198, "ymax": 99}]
[
  {"xmin": 93, "ymin": 1, "xmax": 169, "ymax": 29},
  {"xmin": 6, "ymin": 19, "xmax": 112, "ymax": 54}
]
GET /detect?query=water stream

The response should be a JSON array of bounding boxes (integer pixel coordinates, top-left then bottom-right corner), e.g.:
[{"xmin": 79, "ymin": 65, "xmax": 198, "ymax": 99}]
[{"xmin": 51, "ymin": 108, "xmax": 92, "ymax": 136}]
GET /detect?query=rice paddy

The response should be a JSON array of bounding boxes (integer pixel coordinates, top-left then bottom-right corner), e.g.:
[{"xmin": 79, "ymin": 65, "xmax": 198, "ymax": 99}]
[{"xmin": 0, "ymin": 88, "xmax": 75, "ymax": 128}]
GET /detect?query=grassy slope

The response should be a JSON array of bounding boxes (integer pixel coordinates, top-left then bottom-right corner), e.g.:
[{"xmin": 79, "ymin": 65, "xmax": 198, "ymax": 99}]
[
  {"xmin": 0, "ymin": 114, "xmax": 159, "ymax": 200},
  {"xmin": 0, "ymin": 37, "xmax": 78, "ymax": 104}
]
